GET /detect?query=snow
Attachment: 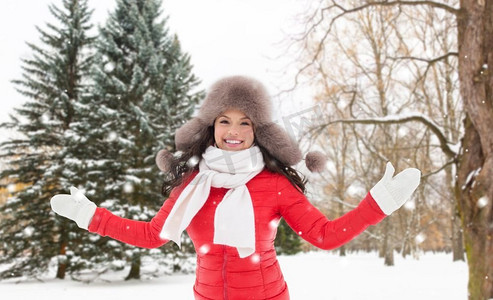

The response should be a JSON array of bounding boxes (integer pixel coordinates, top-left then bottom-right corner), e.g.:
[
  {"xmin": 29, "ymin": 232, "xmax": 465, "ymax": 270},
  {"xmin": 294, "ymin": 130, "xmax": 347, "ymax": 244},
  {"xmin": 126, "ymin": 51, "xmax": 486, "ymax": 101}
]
[
  {"xmin": 462, "ymin": 167, "xmax": 481, "ymax": 190},
  {"xmin": 477, "ymin": 196, "xmax": 489, "ymax": 209},
  {"xmin": 0, "ymin": 251, "xmax": 467, "ymax": 299},
  {"xmin": 414, "ymin": 233, "xmax": 427, "ymax": 244}
]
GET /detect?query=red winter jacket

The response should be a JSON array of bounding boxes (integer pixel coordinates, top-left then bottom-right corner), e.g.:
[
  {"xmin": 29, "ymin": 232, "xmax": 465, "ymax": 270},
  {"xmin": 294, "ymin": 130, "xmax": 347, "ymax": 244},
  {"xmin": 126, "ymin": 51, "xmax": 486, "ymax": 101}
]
[{"xmin": 88, "ymin": 169, "xmax": 386, "ymax": 299}]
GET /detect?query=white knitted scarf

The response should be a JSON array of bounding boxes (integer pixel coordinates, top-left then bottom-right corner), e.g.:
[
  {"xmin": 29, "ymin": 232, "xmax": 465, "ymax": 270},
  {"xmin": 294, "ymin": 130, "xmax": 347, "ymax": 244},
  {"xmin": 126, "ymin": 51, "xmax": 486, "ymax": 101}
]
[{"xmin": 159, "ymin": 145, "xmax": 265, "ymax": 258}]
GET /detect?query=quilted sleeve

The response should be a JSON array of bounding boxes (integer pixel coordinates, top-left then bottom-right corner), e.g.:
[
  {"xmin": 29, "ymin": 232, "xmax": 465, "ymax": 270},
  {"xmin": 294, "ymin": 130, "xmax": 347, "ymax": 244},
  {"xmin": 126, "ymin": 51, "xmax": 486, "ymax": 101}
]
[
  {"xmin": 88, "ymin": 173, "xmax": 196, "ymax": 249},
  {"xmin": 276, "ymin": 175, "xmax": 386, "ymax": 250}
]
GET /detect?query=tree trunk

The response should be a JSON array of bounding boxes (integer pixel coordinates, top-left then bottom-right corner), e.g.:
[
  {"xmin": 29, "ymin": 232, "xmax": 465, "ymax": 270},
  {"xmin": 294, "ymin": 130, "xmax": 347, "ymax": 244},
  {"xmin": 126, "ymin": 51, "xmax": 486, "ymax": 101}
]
[
  {"xmin": 457, "ymin": 0, "xmax": 493, "ymax": 298},
  {"xmin": 456, "ymin": 118, "xmax": 493, "ymax": 299},
  {"xmin": 384, "ymin": 246, "xmax": 394, "ymax": 267},
  {"xmin": 380, "ymin": 218, "xmax": 394, "ymax": 266},
  {"xmin": 379, "ymin": 218, "xmax": 387, "ymax": 258},
  {"xmin": 339, "ymin": 244, "xmax": 347, "ymax": 256},
  {"xmin": 338, "ymin": 201, "xmax": 346, "ymax": 256},
  {"xmin": 125, "ymin": 253, "xmax": 141, "ymax": 281},
  {"xmin": 452, "ymin": 203, "xmax": 465, "ymax": 262},
  {"xmin": 56, "ymin": 241, "xmax": 67, "ymax": 279},
  {"xmin": 446, "ymin": 160, "xmax": 465, "ymax": 261}
]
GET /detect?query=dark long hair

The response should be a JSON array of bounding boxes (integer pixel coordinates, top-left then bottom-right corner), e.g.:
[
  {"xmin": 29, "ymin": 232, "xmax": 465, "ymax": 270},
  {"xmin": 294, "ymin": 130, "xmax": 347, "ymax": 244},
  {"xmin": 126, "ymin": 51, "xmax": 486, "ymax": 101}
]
[{"xmin": 161, "ymin": 126, "xmax": 307, "ymax": 196}]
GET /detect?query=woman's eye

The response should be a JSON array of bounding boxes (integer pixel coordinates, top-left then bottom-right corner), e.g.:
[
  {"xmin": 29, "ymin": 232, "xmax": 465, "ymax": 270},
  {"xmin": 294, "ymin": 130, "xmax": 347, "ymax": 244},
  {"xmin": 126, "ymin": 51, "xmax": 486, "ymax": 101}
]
[
  {"xmin": 241, "ymin": 122, "xmax": 251, "ymax": 126},
  {"xmin": 220, "ymin": 120, "xmax": 229, "ymax": 124}
]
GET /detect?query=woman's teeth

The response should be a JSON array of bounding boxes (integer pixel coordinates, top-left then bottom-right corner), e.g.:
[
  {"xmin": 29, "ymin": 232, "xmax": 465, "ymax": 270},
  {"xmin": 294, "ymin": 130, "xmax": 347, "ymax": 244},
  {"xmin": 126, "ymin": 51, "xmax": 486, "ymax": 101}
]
[{"xmin": 225, "ymin": 140, "xmax": 242, "ymax": 144}]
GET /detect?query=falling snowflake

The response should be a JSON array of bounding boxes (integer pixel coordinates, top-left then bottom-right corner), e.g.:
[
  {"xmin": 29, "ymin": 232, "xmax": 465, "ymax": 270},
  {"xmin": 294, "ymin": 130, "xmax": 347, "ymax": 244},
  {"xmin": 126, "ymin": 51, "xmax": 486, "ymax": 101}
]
[
  {"xmin": 415, "ymin": 233, "xmax": 426, "ymax": 244},
  {"xmin": 199, "ymin": 244, "xmax": 210, "ymax": 255},
  {"xmin": 104, "ymin": 62, "xmax": 115, "ymax": 73},
  {"xmin": 40, "ymin": 111, "xmax": 51, "ymax": 123},
  {"xmin": 269, "ymin": 219, "xmax": 280, "ymax": 230},
  {"xmin": 23, "ymin": 226, "xmax": 35, "ymax": 237},
  {"xmin": 187, "ymin": 155, "xmax": 199, "ymax": 167},
  {"xmin": 123, "ymin": 182, "xmax": 134, "ymax": 193},
  {"xmin": 250, "ymin": 254, "xmax": 260, "ymax": 264},
  {"xmin": 397, "ymin": 127, "xmax": 409, "ymax": 138},
  {"xmin": 7, "ymin": 184, "xmax": 16, "ymax": 193},
  {"xmin": 404, "ymin": 200, "xmax": 416, "ymax": 211},
  {"xmin": 107, "ymin": 131, "xmax": 118, "ymax": 142},
  {"xmin": 477, "ymin": 196, "xmax": 489, "ymax": 209}
]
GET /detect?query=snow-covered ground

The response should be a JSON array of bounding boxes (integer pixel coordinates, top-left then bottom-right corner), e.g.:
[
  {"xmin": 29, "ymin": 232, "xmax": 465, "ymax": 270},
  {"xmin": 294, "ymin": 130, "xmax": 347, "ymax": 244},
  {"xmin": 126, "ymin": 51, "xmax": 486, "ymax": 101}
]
[{"xmin": 1, "ymin": 251, "xmax": 468, "ymax": 299}]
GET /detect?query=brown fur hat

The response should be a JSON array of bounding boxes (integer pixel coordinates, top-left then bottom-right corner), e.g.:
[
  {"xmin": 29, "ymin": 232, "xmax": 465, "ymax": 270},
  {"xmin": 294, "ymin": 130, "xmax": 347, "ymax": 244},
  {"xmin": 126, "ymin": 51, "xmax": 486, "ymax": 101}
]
[{"xmin": 161, "ymin": 75, "xmax": 326, "ymax": 172}]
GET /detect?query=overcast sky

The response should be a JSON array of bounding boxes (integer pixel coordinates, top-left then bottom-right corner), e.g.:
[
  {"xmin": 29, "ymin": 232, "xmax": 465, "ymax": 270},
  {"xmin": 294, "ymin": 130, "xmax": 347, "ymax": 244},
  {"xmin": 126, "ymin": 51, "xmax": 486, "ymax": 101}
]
[{"xmin": 0, "ymin": 0, "xmax": 315, "ymax": 142}]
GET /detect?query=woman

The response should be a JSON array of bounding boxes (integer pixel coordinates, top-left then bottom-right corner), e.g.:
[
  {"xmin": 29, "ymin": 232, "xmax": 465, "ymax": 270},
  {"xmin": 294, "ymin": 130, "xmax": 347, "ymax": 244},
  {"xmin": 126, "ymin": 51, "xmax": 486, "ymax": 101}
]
[{"xmin": 51, "ymin": 76, "xmax": 421, "ymax": 300}]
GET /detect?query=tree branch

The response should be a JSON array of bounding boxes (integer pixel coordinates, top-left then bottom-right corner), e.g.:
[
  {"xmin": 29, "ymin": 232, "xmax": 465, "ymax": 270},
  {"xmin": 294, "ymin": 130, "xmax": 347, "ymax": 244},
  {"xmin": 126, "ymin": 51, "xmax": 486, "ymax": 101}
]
[
  {"xmin": 390, "ymin": 51, "xmax": 459, "ymax": 77},
  {"xmin": 290, "ymin": 0, "xmax": 459, "ymax": 92},
  {"xmin": 421, "ymin": 158, "xmax": 456, "ymax": 179},
  {"xmin": 332, "ymin": 0, "xmax": 460, "ymax": 16},
  {"xmin": 390, "ymin": 52, "xmax": 459, "ymax": 97},
  {"xmin": 390, "ymin": 52, "xmax": 459, "ymax": 64},
  {"xmin": 312, "ymin": 113, "xmax": 457, "ymax": 159}
]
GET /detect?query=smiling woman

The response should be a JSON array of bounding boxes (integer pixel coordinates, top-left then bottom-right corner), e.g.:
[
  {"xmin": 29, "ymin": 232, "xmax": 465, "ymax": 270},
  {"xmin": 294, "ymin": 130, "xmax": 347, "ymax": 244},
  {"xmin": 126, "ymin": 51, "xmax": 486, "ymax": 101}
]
[
  {"xmin": 214, "ymin": 109, "xmax": 255, "ymax": 151},
  {"xmin": 50, "ymin": 75, "xmax": 421, "ymax": 300}
]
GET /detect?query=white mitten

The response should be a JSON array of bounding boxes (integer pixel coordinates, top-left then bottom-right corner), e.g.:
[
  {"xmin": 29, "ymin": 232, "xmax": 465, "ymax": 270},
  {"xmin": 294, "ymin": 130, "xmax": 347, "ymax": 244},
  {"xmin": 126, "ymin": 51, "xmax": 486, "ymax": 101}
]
[
  {"xmin": 50, "ymin": 187, "xmax": 97, "ymax": 230},
  {"xmin": 370, "ymin": 162, "xmax": 421, "ymax": 215}
]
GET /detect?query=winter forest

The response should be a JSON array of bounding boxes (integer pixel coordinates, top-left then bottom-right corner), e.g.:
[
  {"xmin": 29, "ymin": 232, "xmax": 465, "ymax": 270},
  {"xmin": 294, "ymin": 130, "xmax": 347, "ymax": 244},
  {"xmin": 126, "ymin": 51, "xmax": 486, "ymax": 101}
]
[{"xmin": 0, "ymin": 0, "xmax": 491, "ymax": 299}]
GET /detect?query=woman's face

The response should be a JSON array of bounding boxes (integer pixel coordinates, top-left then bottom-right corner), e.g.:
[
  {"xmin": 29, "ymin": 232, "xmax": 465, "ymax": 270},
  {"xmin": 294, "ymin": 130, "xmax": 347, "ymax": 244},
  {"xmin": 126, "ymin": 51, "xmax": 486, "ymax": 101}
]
[{"xmin": 214, "ymin": 109, "xmax": 254, "ymax": 151}]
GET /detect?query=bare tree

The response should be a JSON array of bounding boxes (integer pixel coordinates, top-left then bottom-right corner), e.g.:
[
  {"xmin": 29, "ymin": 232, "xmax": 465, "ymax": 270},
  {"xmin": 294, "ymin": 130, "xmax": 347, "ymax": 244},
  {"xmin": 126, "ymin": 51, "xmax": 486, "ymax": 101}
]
[
  {"xmin": 299, "ymin": 2, "xmax": 456, "ymax": 264},
  {"xmin": 396, "ymin": 1, "xmax": 464, "ymax": 260},
  {"xmin": 290, "ymin": 0, "xmax": 492, "ymax": 298}
]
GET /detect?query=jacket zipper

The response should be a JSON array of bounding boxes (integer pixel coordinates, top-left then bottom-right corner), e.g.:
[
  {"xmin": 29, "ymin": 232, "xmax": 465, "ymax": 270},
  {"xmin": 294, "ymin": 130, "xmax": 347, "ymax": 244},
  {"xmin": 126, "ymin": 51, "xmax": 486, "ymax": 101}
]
[{"xmin": 222, "ymin": 246, "xmax": 228, "ymax": 300}]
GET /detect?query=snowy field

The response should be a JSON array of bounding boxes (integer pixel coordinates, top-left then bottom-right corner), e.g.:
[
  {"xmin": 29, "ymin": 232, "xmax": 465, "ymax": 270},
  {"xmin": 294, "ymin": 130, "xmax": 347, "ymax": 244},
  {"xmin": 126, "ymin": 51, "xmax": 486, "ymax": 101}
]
[{"xmin": 1, "ymin": 251, "xmax": 468, "ymax": 300}]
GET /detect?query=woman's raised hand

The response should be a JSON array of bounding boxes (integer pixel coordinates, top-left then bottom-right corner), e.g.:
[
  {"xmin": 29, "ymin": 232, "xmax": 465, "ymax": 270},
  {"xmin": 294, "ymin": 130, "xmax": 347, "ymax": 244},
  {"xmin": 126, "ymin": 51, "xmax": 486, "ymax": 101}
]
[
  {"xmin": 50, "ymin": 187, "xmax": 96, "ymax": 230},
  {"xmin": 370, "ymin": 162, "xmax": 421, "ymax": 215}
]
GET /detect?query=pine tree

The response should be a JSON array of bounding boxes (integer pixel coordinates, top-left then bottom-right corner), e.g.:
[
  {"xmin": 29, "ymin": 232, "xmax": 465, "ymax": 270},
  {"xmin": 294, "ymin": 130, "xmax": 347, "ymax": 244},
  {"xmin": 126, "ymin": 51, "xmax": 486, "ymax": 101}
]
[
  {"xmin": 274, "ymin": 219, "xmax": 302, "ymax": 255},
  {"xmin": 0, "ymin": 0, "xmax": 95, "ymax": 279},
  {"xmin": 69, "ymin": 0, "xmax": 203, "ymax": 280}
]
